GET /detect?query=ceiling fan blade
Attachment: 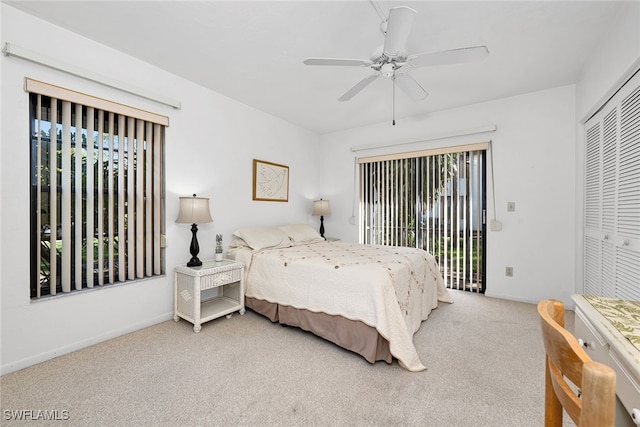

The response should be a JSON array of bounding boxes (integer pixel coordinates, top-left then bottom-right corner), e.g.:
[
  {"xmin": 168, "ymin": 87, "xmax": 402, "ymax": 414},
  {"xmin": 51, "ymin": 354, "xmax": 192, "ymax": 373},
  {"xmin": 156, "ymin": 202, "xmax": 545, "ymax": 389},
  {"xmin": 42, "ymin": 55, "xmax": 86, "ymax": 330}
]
[
  {"xmin": 383, "ymin": 6, "xmax": 417, "ymax": 58},
  {"xmin": 304, "ymin": 58, "xmax": 372, "ymax": 67},
  {"xmin": 408, "ymin": 46, "xmax": 489, "ymax": 68},
  {"xmin": 338, "ymin": 74, "xmax": 379, "ymax": 102},
  {"xmin": 394, "ymin": 73, "xmax": 428, "ymax": 101}
]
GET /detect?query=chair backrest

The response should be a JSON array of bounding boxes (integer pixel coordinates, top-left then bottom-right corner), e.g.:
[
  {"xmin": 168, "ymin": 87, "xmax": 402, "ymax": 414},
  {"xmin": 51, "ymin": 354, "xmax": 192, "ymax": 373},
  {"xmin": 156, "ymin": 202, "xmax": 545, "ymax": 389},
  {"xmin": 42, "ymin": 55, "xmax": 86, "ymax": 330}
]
[{"xmin": 537, "ymin": 299, "xmax": 616, "ymax": 427}]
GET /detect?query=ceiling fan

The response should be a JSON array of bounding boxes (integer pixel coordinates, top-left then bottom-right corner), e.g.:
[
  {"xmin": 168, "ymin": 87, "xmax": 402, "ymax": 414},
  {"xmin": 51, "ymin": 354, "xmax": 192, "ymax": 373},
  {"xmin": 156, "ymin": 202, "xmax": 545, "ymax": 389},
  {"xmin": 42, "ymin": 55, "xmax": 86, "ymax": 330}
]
[{"xmin": 303, "ymin": 5, "xmax": 489, "ymax": 105}]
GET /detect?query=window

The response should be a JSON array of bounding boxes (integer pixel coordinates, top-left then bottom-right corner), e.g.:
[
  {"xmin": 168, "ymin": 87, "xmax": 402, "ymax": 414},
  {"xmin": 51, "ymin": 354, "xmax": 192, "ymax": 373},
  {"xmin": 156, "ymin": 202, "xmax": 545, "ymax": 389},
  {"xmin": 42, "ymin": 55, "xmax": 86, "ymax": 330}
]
[
  {"xmin": 359, "ymin": 144, "xmax": 487, "ymax": 292},
  {"xmin": 29, "ymin": 79, "xmax": 167, "ymax": 299}
]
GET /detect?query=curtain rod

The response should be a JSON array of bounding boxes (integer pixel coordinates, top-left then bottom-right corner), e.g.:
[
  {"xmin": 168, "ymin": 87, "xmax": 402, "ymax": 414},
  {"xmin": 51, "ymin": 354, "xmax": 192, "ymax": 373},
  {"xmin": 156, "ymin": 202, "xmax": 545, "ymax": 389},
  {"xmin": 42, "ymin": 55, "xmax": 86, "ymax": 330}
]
[
  {"xmin": 350, "ymin": 124, "xmax": 497, "ymax": 152},
  {"xmin": 3, "ymin": 42, "xmax": 181, "ymax": 110}
]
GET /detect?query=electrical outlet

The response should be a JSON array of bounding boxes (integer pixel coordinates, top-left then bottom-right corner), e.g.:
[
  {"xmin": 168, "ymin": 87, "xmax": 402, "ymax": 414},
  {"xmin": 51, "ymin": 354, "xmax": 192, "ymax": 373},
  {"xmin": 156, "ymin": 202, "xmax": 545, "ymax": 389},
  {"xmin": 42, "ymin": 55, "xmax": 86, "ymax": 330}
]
[
  {"xmin": 505, "ymin": 266, "xmax": 513, "ymax": 277},
  {"xmin": 507, "ymin": 202, "xmax": 516, "ymax": 212}
]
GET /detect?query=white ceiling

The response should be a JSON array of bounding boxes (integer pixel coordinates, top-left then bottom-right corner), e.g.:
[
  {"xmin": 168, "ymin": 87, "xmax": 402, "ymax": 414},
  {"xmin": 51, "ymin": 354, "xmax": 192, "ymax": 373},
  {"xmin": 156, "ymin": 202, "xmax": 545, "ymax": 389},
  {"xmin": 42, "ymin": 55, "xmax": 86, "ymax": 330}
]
[{"xmin": 5, "ymin": 1, "xmax": 626, "ymax": 134}]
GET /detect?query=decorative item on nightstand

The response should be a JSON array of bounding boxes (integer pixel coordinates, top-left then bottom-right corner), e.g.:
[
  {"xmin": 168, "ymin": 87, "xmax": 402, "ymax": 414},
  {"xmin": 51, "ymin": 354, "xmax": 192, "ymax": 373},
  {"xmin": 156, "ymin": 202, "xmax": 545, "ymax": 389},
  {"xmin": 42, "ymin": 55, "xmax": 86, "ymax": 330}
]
[
  {"xmin": 215, "ymin": 234, "xmax": 223, "ymax": 261},
  {"xmin": 312, "ymin": 198, "xmax": 331, "ymax": 239},
  {"xmin": 175, "ymin": 194, "xmax": 213, "ymax": 267}
]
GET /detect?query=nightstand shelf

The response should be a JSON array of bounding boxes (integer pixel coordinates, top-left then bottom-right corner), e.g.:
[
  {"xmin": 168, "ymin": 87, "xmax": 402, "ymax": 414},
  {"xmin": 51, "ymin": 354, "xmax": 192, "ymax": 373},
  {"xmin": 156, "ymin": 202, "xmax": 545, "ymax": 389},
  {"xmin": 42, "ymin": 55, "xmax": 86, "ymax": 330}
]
[
  {"xmin": 201, "ymin": 296, "xmax": 239, "ymax": 319},
  {"xmin": 174, "ymin": 259, "xmax": 245, "ymax": 333}
]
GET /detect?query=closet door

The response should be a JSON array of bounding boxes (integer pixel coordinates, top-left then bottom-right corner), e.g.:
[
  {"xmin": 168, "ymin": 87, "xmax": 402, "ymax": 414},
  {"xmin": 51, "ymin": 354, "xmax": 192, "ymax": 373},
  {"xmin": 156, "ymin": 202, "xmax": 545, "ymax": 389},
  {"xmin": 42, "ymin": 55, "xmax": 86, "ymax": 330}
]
[{"xmin": 584, "ymin": 70, "xmax": 640, "ymax": 300}]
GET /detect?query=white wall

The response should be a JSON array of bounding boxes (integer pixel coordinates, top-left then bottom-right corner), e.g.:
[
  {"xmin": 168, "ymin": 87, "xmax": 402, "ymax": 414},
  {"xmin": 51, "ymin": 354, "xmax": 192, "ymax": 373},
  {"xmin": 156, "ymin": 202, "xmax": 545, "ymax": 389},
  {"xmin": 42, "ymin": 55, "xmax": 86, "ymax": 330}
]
[
  {"xmin": 0, "ymin": 5, "xmax": 320, "ymax": 374},
  {"xmin": 318, "ymin": 85, "xmax": 577, "ymax": 306},
  {"xmin": 575, "ymin": 1, "xmax": 640, "ymax": 121}
]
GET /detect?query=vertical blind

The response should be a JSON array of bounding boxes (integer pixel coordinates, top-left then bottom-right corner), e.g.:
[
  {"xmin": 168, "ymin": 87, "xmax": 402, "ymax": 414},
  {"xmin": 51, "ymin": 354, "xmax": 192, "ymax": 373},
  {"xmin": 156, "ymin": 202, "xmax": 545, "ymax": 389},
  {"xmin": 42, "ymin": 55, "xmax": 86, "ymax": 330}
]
[
  {"xmin": 359, "ymin": 143, "xmax": 487, "ymax": 292},
  {"xmin": 29, "ymin": 78, "xmax": 167, "ymax": 298}
]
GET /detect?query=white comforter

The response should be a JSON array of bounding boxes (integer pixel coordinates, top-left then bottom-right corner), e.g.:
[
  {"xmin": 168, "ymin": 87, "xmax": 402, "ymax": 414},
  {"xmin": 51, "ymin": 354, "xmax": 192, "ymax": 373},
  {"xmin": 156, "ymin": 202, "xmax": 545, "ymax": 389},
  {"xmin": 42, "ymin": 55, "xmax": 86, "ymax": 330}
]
[{"xmin": 232, "ymin": 241, "xmax": 452, "ymax": 372}]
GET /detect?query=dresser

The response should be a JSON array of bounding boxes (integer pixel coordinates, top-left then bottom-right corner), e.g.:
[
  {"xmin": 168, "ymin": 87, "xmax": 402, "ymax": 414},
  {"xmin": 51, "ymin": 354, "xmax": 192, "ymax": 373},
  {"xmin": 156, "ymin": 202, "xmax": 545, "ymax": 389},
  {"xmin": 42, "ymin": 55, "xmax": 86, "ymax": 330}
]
[{"xmin": 572, "ymin": 294, "xmax": 640, "ymax": 425}]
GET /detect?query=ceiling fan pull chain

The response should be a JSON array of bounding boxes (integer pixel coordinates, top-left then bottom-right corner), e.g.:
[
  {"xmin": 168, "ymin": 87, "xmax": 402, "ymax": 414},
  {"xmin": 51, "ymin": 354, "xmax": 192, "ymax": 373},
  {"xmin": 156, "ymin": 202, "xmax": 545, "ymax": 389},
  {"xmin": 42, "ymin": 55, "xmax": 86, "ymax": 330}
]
[{"xmin": 392, "ymin": 76, "xmax": 396, "ymax": 125}]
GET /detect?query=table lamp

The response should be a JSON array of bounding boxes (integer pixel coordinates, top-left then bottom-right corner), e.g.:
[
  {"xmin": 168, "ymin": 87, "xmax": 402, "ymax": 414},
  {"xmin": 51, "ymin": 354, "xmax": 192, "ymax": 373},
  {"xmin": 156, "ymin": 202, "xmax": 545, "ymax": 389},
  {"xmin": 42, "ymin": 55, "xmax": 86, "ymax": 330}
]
[
  {"xmin": 175, "ymin": 194, "xmax": 213, "ymax": 267},
  {"xmin": 312, "ymin": 198, "xmax": 331, "ymax": 238}
]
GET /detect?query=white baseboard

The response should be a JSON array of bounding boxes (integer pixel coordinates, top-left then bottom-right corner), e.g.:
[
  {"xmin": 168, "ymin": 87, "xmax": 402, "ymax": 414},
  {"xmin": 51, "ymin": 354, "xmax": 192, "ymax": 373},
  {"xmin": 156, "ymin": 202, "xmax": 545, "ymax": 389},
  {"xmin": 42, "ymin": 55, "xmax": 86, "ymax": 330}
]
[
  {"xmin": 1, "ymin": 312, "xmax": 174, "ymax": 376},
  {"xmin": 483, "ymin": 291, "xmax": 575, "ymax": 310},
  {"xmin": 483, "ymin": 291, "xmax": 538, "ymax": 305}
]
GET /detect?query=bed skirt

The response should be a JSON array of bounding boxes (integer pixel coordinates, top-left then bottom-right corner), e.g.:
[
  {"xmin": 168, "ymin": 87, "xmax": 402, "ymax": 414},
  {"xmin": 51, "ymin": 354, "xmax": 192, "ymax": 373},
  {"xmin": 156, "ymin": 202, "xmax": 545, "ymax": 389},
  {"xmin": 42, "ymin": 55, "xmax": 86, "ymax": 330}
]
[{"xmin": 246, "ymin": 296, "xmax": 392, "ymax": 364}]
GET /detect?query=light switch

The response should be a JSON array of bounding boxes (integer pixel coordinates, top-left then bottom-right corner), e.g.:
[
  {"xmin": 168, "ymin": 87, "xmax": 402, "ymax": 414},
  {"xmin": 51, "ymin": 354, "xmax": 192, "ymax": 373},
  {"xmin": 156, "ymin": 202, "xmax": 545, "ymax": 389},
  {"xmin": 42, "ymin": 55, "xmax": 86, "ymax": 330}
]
[{"xmin": 507, "ymin": 202, "xmax": 515, "ymax": 212}]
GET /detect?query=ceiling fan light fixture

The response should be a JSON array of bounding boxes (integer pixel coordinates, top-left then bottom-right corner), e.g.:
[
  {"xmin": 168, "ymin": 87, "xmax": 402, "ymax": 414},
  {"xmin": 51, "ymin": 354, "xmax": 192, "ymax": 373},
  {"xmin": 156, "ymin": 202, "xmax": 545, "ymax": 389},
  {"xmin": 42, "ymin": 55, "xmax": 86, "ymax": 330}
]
[{"xmin": 381, "ymin": 63, "xmax": 395, "ymax": 78}]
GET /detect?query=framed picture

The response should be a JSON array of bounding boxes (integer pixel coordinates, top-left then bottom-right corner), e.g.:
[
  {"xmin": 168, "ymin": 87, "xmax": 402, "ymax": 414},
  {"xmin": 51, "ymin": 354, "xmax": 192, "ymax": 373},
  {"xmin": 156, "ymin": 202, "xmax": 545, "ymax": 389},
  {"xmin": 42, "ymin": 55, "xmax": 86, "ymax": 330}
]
[{"xmin": 252, "ymin": 159, "xmax": 289, "ymax": 202}]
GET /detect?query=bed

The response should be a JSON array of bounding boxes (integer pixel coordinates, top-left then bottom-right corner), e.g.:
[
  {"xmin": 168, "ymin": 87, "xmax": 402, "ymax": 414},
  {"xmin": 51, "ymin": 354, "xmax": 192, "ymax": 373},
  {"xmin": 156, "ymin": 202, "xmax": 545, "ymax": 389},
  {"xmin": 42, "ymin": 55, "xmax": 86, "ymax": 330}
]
[{"xmin": 228, "ymin": 224, "xmax": 452, "ymax": 372}]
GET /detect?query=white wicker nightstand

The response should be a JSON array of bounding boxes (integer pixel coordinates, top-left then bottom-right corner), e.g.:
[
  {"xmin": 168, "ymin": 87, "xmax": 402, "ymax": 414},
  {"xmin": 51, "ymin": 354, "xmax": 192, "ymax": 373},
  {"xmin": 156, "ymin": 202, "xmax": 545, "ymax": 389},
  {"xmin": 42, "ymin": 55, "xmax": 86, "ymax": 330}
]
[{"xmin": 174, "ymin": 259, "xmax": 245, "ymax": 333}]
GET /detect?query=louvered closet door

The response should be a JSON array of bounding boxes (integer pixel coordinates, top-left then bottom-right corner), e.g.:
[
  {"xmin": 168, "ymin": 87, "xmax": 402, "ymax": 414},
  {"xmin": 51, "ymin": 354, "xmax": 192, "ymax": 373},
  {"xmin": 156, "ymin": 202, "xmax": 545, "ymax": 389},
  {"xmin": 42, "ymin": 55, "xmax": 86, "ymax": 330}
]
[{"xmin": 584, "ymin": 70, "xmax": 640, "ymax": 300}]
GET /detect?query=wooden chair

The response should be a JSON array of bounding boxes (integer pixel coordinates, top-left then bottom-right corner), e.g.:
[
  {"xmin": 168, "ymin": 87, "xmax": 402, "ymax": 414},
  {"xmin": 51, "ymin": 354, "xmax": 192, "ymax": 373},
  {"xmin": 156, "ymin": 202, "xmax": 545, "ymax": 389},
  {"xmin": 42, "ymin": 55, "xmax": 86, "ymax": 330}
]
[{"xmin": 537, "ymin": 299, "xmax": 616, "ymax": 427}]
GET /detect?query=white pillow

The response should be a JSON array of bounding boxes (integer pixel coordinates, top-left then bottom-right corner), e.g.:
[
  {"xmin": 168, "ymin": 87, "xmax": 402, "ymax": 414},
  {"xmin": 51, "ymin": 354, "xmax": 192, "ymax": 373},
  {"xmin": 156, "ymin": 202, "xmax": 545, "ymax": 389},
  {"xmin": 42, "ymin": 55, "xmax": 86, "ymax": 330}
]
[
  {"xmin": 232, "ymin": 227, "xmax": 292, "ymax": 251},
  {"xmin": 228, "ymin": 237, "xmax": 249, "ymax": 249},
  {"xmin": 279, "ymin": 223, "xmax": 324, "ymax": 245}
]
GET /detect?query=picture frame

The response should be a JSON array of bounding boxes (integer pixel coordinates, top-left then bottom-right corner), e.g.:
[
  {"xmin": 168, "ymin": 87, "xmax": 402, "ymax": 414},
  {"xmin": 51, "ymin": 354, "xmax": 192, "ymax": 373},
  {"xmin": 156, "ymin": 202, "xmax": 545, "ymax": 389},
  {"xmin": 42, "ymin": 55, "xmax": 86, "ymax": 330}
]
[{"xmin": 252, "ymin": 159, "xmax": 289, "ymax": 202}]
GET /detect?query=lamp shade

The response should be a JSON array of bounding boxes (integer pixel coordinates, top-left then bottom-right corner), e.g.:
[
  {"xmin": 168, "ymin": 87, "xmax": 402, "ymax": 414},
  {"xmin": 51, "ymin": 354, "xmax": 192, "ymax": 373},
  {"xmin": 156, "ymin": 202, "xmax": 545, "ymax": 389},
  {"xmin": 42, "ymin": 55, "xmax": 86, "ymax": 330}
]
[
  {"xmin": 312, "ymin": 199, "xmax": 331, "ymax": 216},
  {"xmin": 175, "ymin": 194, "xmax": 213, "ymax": 224}
]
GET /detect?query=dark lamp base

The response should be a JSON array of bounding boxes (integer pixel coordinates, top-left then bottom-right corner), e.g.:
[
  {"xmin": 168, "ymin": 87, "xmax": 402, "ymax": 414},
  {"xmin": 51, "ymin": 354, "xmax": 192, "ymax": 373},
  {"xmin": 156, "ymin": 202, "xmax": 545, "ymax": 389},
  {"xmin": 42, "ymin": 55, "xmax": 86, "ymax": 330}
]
[
  {"xmin": 319, "ymin": 215, "xmax": 325, "ymax": 238},
  {"xmin": 187, "ymin": 257, "xmax": 202, "ymax": 267},
  {"xmin": 186, "ymin": 223, "xmax": 202, "ymax": 267}
]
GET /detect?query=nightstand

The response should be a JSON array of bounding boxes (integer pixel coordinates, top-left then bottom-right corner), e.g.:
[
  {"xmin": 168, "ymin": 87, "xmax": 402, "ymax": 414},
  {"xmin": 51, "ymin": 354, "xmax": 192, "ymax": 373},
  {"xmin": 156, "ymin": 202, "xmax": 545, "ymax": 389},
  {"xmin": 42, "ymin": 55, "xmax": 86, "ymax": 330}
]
[{"xmin": 174, "ymin": 259, "xmax": 245, "ymax": 333}]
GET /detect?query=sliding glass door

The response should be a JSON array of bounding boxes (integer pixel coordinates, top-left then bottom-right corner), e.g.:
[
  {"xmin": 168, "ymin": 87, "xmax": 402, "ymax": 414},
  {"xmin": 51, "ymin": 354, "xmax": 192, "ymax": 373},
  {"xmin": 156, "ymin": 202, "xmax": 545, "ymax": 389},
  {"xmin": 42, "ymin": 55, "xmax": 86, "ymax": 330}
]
[{"xmin": 359, "ymin": 147, "xmax": 486, "ymax": 292}]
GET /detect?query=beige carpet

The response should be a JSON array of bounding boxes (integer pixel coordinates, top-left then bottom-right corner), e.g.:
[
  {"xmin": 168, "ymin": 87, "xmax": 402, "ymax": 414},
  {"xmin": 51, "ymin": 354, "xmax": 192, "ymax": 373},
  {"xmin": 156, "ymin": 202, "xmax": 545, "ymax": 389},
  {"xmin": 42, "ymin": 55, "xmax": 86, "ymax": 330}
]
[{"xmin": 0, "ymin": 290, "xmax": 570, "ymax": 426}]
